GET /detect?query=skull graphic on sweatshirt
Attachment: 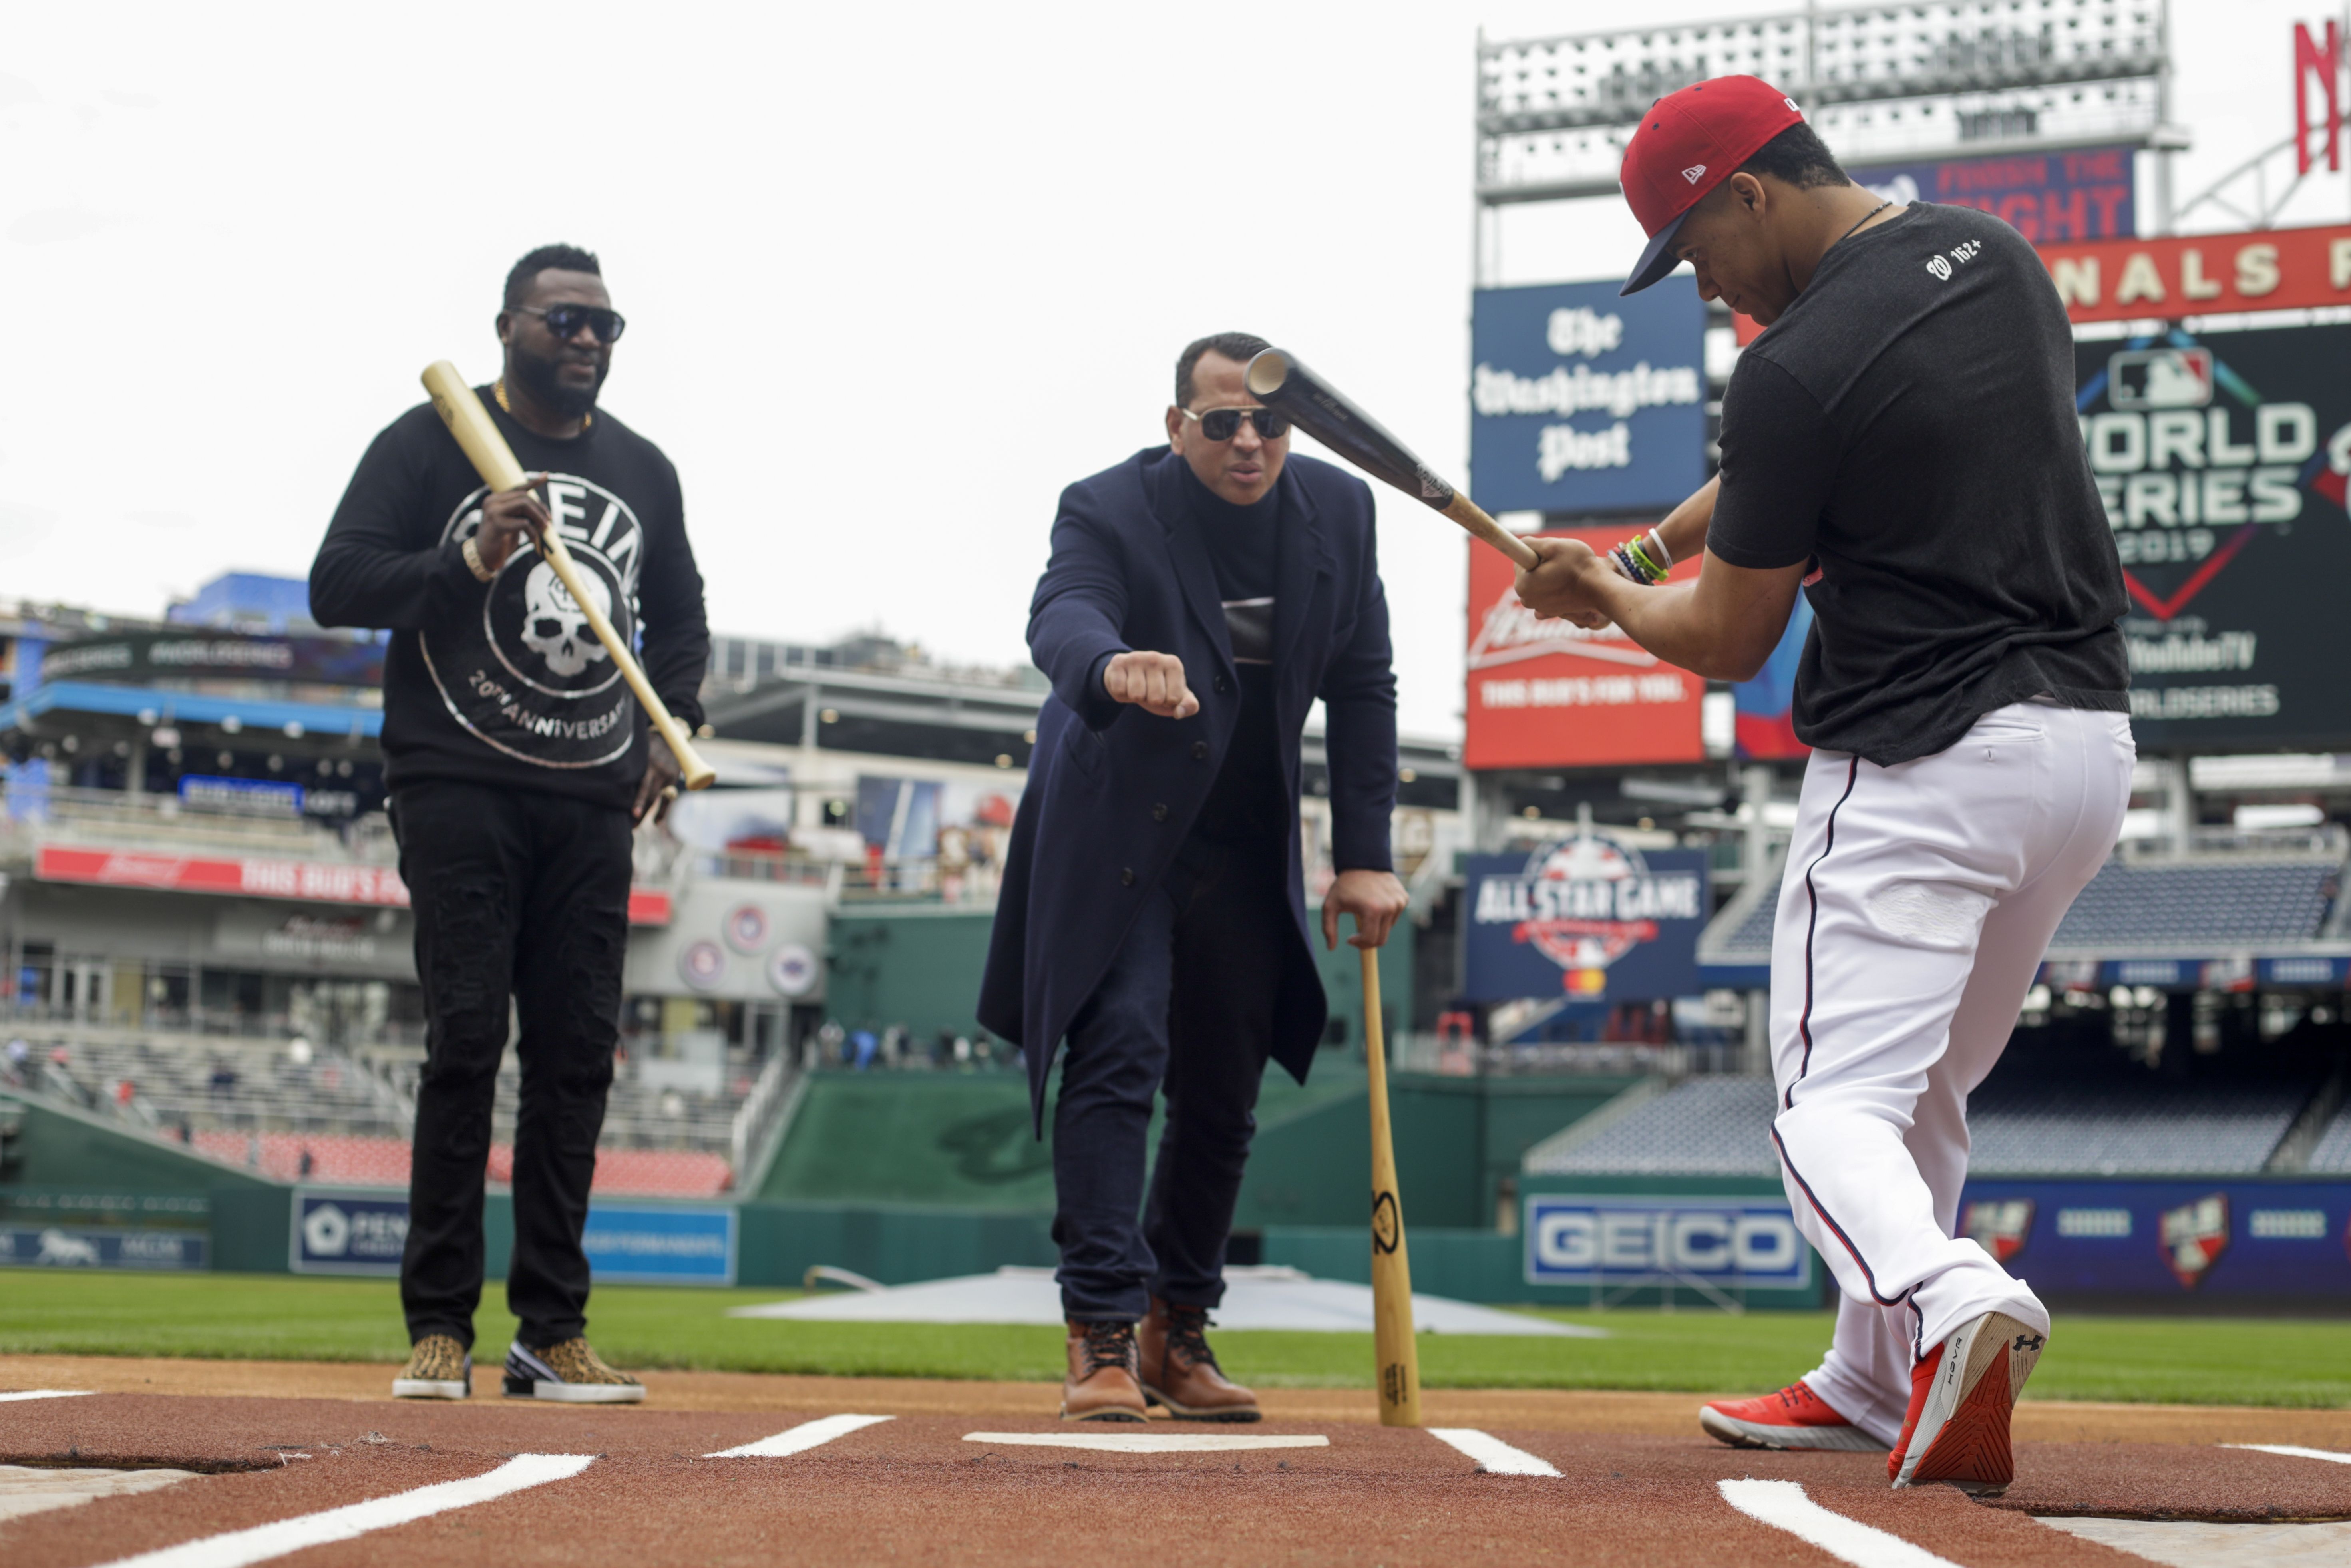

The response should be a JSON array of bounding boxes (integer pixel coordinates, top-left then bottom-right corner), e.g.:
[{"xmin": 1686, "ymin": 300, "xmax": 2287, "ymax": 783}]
[
  {"xmin": 428, "ymin": 472, "xmax": 644, "ymax": 771},
  {"xmin": 519, "ymin": 559, "xmax": 612, "ymax": 678}
]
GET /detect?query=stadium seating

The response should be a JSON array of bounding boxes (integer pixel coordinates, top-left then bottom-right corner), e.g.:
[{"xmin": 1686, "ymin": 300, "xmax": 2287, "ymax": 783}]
[
  {"xmin": 2305, "ymin": 1102, "xmax": 2351, "ymax": 1175},
  {"xmin": 1524, "ymin": 1071, "xmax": 2323, "ymax": 1179},
  {"xmin": 1707, "ymin": 848, "xmax": 2345, "ymax": 964},
  {"xmin": 1964, "ymin": 1079, "xmax": 2310, "ymax": 1175},
  {"xmin": 6, "ymin": 1030, "xmax": 746, "ymax": 1196}
]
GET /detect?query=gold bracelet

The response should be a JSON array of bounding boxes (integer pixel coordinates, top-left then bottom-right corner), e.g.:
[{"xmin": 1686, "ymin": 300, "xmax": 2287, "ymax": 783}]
[{"xmin": 461, "ymin": 536, "xmax": 496, "ymax": 583}]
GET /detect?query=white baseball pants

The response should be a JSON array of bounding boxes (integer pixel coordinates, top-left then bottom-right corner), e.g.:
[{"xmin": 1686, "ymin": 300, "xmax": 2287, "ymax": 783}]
[{"xmin": 1767, "ymin": 701, "xmax": 2135, "ymax": 1445}]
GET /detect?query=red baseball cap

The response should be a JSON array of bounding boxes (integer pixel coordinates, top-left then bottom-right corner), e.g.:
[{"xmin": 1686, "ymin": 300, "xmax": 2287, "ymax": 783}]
[{"xmin": 1619, "ymin": 75, "xmax": 1806, "ymax": 295}]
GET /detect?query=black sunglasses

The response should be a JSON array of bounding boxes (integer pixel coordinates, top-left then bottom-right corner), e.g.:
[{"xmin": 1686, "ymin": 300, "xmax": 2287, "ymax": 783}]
[
  {"xmin": 1183, "ymin": 406, "xmax": 1289, "ymax": 441},
  {"xmin": 519, "ymin": 303, "xmax": 627, "ymax": 344}
]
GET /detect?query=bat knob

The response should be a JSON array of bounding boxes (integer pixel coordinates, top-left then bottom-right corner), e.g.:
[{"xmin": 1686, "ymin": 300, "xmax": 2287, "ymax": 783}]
[{"xmin": 1244, "ymin": 349, "xmax": 1292, "ymax": 398}]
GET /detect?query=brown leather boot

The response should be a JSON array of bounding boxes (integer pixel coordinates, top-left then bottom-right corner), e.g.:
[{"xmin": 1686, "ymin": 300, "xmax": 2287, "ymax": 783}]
[
  {"xmin": 1060, "ymin": 1319, "xmax": 1147, "ymax": 1422},
  {"xmin": 1138, "ymin": 1298, "xmax": 1261, "ymax": 1422}
]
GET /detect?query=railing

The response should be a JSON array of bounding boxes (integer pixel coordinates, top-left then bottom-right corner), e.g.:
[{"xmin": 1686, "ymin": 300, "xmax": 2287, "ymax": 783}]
[{"xmin": 728, "ymin": 1049, "xmax": 798, "ymax": 1188}]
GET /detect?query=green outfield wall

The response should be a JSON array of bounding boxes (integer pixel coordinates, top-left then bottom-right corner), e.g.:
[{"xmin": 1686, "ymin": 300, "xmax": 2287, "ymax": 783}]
[{"xmin": 823, "ymin": 905, "xmax": 1414, "ymax": 1054}]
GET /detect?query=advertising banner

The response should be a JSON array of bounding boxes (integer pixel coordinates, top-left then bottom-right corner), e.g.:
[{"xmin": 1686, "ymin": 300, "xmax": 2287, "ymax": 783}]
[
  {"xmin": 1464, "ymin": 830, "xmax": 1708, "ymax": 1002},
  {"xmin": 1956, "ymin": 1180, "xmax": 2351, "ymax": 1297},
  {"xmin": 2042, "ymin": 223, "xmax": 2351, "ymax": 326},
  {"xmin": 36, "ymin": 630, "xmax": 386, "ymax": 689},
  {"xmin": 290, "ymin": 1194, "xmax": 738, "ymax": 1285},
  {"xmin": 580, "ymin": 1205, "xmax": 736, "ymax": 1285},
  {"xmin": 2077, "ymin": 322, "xmax": 2351, "ymax": 750},
  {"xmin": 1524, "ymin": 1194, "xmax": 1812, "ymax": 1291},
  {"xmin": 1463, "ymin": 529, "xmax": 1706, "ymax": 770},
  {"xmin": 1848, "ymin": 144, "xmax": 2135, "ymax": 243},
  {"xmin": 34, "ymin": 844, "xmax": 673, "ymax": 925},
  {"xmin": 291, "ymin": 1190, "xmax": 411, "ymax": 1275},
  {"xmin": 1469, "ymin": 279, "xmax": 1707, "ymax": 515},
  {"xmin": 0, "ymin": 1226, "xmax": 206, "ymax": 1270}
]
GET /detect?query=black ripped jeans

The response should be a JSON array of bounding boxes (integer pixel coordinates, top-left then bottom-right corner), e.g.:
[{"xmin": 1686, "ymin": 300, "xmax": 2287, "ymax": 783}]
[{"xmin": 391, "ymin": 780, "xmax": 633, "ymax": 1351}]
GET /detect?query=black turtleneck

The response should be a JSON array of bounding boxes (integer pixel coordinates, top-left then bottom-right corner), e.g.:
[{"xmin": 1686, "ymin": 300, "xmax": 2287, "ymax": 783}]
[
  {"xmin": 1178, "ymin": 461, "xmax": 1280, "ymax": 660},
  {"xmin": 1178, "ymin": 462, "xmax": 1287, "ymax": 844}
]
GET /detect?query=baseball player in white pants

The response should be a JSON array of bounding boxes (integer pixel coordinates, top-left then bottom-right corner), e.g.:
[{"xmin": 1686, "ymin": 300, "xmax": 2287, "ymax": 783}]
[{"xmin": 1514, "ymin": 76, "xmax": 2133, "ymax": 1494}]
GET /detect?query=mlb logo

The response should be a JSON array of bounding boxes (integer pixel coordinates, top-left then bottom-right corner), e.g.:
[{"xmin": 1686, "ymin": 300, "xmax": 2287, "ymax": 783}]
[
  {"xmin": 2107, "ymin": 347, "xmax": 2214, "ymax": 410},
  {"xmin": 1960, "ymin": 1199, "xmax": 2035, "ymax": 1264},
  {"xmin": 2160, "ymin": 1193, "xmax": 2229, "ymax": 1289}
]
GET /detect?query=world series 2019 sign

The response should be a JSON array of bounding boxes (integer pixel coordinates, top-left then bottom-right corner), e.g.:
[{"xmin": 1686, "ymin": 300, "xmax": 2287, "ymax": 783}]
[
  {"xmin": 1464, "ymin": 830, "xmax": 1707, "ymax": 1002},
  {"xmin": 2077, "ymin": 322, "xmax": 2351, "ymax": 750}
]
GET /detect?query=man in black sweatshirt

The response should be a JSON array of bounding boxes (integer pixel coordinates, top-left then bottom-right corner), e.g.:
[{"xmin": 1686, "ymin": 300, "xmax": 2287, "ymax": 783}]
[{"xmin": 310, "ymin": 243, "xmax": 709, "ymax": 1405}]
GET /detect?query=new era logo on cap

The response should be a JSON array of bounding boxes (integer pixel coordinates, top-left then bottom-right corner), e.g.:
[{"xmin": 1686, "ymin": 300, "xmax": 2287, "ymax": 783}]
[{"xmin": 1618, "ymin": 74, "xmax": 1806, "ymax": 295}]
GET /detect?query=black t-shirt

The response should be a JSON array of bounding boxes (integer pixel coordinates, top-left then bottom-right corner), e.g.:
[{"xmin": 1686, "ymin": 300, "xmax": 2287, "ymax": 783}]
[
  {"xmin": 309, "ymin": 391, "xmax": 710, "ymax": 810},
  {"xmin": 1179, "ymin": 464, "xmax": 1288, "ymax": 844},
  {"xmin": 1708, "ymin": 202, "xmax": 2128, "ymax": 766}
]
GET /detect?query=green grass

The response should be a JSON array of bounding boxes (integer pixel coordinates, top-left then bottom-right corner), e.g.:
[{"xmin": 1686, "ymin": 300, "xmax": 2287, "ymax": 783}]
[{"xmin": 3, "ymin": 1269, "xmax": 2346, "ymax": 1407}]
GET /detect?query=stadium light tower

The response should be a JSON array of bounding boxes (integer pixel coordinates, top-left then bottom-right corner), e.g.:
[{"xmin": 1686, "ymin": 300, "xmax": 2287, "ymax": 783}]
[{"xmin": 1474, "ymin": 0, "xmax": 2184, "ymax": 283}]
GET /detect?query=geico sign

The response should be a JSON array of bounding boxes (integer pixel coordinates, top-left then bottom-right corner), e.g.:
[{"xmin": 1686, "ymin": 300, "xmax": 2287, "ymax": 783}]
[{"xmin": 1524, "ymin": 1198, "xmax": 1811, "ymax": 1288}]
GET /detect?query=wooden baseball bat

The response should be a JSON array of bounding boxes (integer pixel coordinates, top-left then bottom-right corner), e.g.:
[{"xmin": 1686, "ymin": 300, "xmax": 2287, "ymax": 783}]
[
  {"xmin": 1245, "ymin": 348, "xmax": 1540, "ymax": 573},
  {"xmin": 1360, "ymin": 938, "xmax": 1421, "ymax": 1427},
  {"xmin": 419, "ymin": 361, "xmax": 716, "ymax": 792}
]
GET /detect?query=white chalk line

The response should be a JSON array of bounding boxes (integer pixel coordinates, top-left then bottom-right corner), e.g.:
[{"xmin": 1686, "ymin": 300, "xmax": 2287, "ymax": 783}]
[
  {"xmin": 2224, "ymin": 1442, "xmax": 2351, "ymax": 1466},
  {"xmin": 0, "ymin": 1389, "xmax": 98, "ymax": 1403},
  {"xmin": 963, "ymin": 1431, "xmax": 1329, "ymax": 1454},
  {"xmin": 706, "ymin": 1413, "xmax": 893, "ymax": 1457},
  {"xmin": 1718, "ymin": 1479, "xmax": 1963, "ymax": 1568},
  {"xmin": 91, "ymin": 1453, "xmax": 596, "ymax": 1568},
  {"xmin": 1425, "ymin": 1428, "xmax": 1561, "ymax": 1477}
]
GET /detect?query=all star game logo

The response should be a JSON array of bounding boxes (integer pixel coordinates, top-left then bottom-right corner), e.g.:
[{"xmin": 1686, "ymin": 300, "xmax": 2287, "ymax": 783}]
[
  {"xmin": 424, "ymin": 476, "xmax": 644, "ymax": 770},
  {"xmin": 1472, "ymin": 830, "xmax": 1703, "ymax": 992}
]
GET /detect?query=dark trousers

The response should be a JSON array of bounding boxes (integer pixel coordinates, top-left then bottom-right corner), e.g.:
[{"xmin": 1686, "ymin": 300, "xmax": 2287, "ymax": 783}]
[
  {"xmin": 1052, "ymin": 833, "xmax": 1290, "ymax": 1321},
  {"xmin": 391, "ymin": 780, "xmax": 632, "ymax": 1350}
]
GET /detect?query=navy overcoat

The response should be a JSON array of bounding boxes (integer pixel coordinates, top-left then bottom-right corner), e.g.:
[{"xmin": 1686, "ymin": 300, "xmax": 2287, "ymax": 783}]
[{"xmin": 977, "ymin": 446, "xmax": 1398, "ymax": 1132}]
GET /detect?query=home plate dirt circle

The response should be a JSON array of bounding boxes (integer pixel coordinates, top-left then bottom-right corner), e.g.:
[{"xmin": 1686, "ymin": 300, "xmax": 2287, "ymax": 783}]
[{"xmin": 4, "ymin": 1363, "xmax": 2351, "ymax": 1567}]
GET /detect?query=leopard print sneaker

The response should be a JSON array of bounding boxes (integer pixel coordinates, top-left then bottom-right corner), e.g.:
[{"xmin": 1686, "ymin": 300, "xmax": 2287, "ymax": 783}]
[
  {"xmin": 502, "ymin": 1337, "xmax": 646, "ymax": 1403},
  {"xmin": 392, "ymin": 1334, "xmax": 471, "ymax": 1399}
]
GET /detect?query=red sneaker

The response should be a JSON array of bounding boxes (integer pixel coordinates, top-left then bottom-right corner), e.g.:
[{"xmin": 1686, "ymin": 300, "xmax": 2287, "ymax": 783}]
[
  {"xmin": 1700, "ymin": 1379, "xmax": 1880, "ymax": 1452},
  {"xmin": 1889, "ymin": 1312, "xmax": 2045, "ymax": 1494}
]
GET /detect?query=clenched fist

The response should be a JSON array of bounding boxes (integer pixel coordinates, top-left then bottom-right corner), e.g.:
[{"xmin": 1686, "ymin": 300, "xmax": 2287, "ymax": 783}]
[{"xmin": 1102, "ymin": 650, "xmax": 1199, "ymax": 719}]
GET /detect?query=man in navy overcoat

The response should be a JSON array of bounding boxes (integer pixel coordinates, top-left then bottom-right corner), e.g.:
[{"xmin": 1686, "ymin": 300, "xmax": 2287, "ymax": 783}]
[{"xmin": 978, "ymin": 333, "xmax": 1408, "ymax": 1423}]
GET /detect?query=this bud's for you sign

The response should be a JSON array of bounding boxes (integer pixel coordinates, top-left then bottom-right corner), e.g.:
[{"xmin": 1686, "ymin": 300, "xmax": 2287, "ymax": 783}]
[
  {"xmin": 1464, "ymin": 525, "xmax": 1707, "ymax": 769},
  {"xmin": 1464, "ymin": 830, "xmax": 1708, "ymax": 1003},
  {"xmin": 1468, "ymin": 277, "xmax": 1707, "ymax": 514}
]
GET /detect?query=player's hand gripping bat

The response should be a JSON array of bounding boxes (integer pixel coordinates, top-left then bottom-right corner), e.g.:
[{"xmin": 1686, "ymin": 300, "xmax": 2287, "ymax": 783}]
[
  {"xmin": 420, "ymin": 361, "xmax": 717, "ymax": 793},
  {"xmin": 1244, "ymin": 349, "xmax": 1541, "ymax": 572}
]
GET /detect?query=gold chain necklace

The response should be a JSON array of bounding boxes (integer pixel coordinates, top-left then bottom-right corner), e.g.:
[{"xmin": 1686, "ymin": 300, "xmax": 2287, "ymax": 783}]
[{"xmin": 493, "ymin": 378, "xmax": 591, "ymax": 431}]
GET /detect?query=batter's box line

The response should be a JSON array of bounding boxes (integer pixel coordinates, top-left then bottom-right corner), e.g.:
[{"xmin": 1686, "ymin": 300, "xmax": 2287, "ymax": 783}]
[
  {"xmin": 1425, "ymin": 1429, "xmax": 1561, "ymax": 1476},
  {"xmin": 962, "ymin": 1432, "xmax": 1330, "ymax": 1455},
  {"xmin": 1719, "ymin": 1478, "xmax": 1961, "ymax": 1568},
  {"xmin": 2224, "ymin": 1443, "xmax": 2351, "ymax": 1466},
  {"xmin": 706, "ymin": 1414, "xmax": 893, "ymax": 1458},
  {"xmin": 86, "ymin": 1453, "xmax": 597, "ymax": 1568}
]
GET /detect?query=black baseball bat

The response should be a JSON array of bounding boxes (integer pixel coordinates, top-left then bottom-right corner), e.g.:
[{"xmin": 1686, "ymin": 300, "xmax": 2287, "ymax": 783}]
[{"xmin": 1245, "ymin": 349, "xmax": 1540, "ymax": 570}]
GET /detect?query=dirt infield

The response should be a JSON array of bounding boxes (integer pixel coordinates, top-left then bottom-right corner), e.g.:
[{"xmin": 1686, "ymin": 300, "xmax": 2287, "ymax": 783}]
[{"xmin": 4, "ymin": 1355, "xmax": 2349, "ymax": 1566}]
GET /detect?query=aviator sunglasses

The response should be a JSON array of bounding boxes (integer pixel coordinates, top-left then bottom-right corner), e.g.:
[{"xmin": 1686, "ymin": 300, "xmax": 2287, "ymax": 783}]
[
  {"xmin": 517, "ymin": 303, "xmax": 628, "ymax": 344},
  {"xmin": 1181, "ymin": 406, "xmax": 1290, "ymax": 441}
]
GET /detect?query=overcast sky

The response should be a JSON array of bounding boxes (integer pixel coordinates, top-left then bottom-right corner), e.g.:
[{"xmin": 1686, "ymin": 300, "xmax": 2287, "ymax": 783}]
[{"xmin": 4, "ymin": 1, "xmax": 2344, "ymax": 737}]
